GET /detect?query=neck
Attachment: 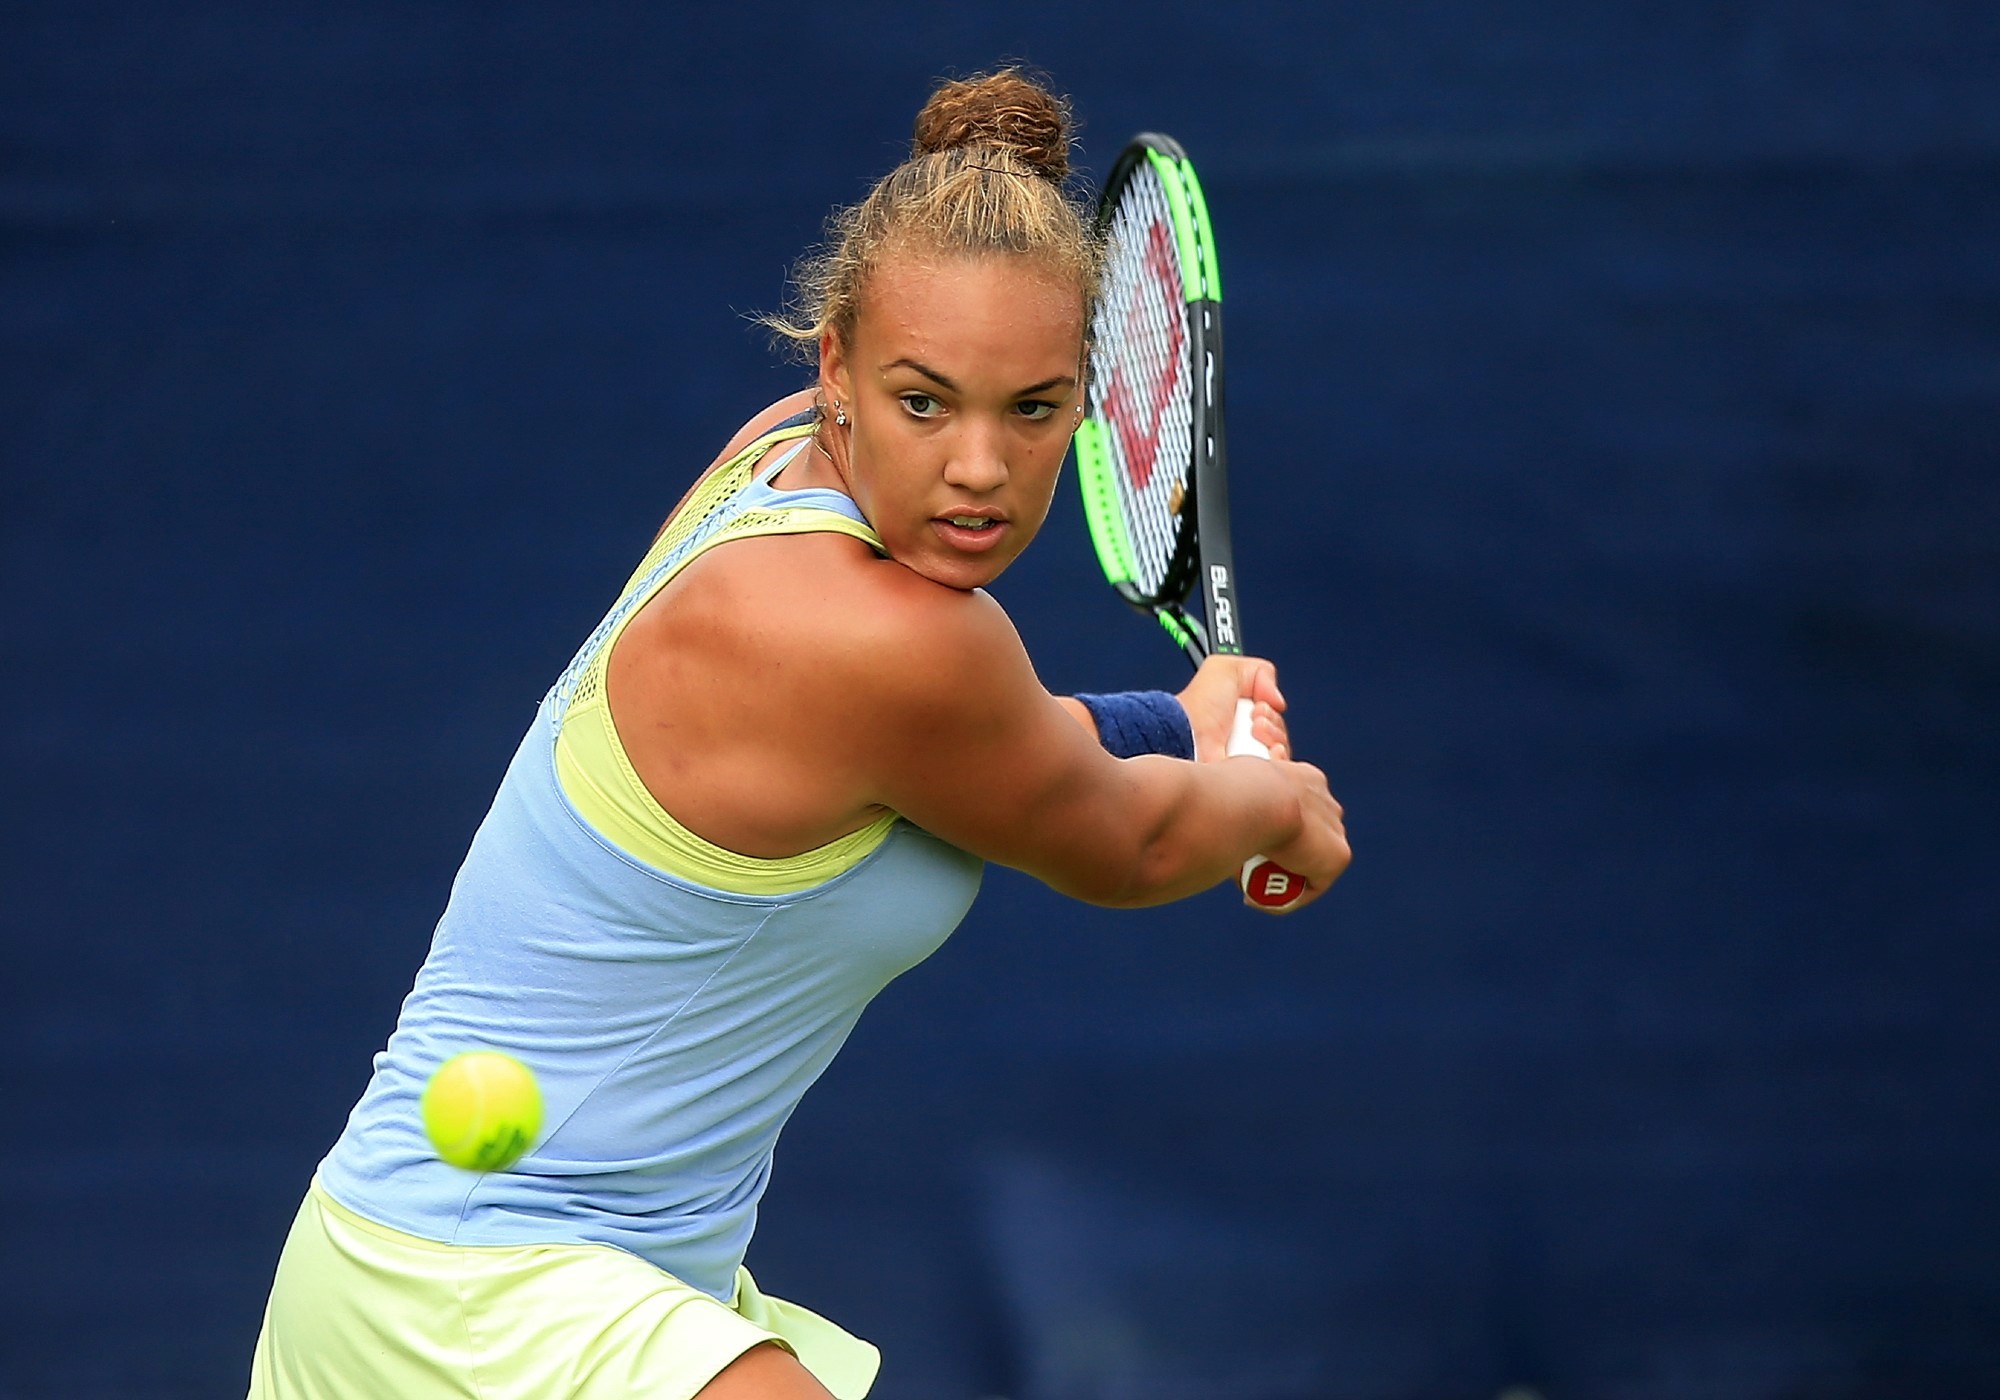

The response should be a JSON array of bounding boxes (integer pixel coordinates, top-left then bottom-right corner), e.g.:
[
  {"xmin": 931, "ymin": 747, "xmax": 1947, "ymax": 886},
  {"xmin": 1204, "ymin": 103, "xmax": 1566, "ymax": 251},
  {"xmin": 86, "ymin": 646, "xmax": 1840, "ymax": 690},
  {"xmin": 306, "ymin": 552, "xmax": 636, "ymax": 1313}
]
[{"xmin": 806, "ymin": 418, "xmax": 855, "ymax": 495}]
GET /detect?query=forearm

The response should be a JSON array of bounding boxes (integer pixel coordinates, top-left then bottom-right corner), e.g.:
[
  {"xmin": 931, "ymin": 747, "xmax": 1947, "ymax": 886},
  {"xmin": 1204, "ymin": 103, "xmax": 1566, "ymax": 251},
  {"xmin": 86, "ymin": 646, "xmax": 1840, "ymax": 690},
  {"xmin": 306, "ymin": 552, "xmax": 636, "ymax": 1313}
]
[
  {"xmin": 1094, "ymin": 755, "xmax": 1304, "ymax": 908},
  {"xmin": 1055, "ymin": 696, "xmax": 1094, "ymax": 736}
]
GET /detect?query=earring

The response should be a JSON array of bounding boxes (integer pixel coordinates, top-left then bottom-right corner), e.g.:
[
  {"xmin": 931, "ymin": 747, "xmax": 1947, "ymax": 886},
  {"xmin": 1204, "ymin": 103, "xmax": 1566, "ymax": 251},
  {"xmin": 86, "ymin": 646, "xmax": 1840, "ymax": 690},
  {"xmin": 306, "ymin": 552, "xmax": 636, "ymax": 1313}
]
[{"xmin": 834, "ymin": 402, "xmax": 847, "ymax": 427}]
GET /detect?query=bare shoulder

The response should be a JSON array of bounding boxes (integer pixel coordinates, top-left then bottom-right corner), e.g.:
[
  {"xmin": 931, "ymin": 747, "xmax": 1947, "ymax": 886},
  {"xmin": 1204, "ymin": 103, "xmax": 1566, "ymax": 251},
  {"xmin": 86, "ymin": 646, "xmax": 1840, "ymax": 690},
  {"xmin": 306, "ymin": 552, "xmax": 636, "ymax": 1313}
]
[
  {"xmin": 609, "ymin": 529, "xmax": 1038, "ymax": 854},
  {"xmin": 826, "ymin": 546, "xmax": 1019, "ymax": 682},
  {"xmin": 672, "ymin": 531, "xmax": 1023, "ymax": 697},
  {"xmin": 658, "ymin": 533, "xmax": 1035, "ymax": 805}
]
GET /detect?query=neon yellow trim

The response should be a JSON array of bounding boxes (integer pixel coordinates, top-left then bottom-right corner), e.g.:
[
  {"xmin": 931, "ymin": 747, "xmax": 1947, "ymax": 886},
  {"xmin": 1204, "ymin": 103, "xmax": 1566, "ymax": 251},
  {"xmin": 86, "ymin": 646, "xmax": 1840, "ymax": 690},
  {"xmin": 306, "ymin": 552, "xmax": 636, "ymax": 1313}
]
[
  {"xmin": 1074, "ymin": 419, "xmax": 1138, "ymax": 586},
  {"xmin": 1179, "ymin": 156, "xmax": 1223, "ymax": 303},
  {"xmin": 558, "ymin": 683, "xmax": 896, "ymax": 896},
  {"xmin": 554, "ymin": 430, "xmax": 899, "ymax": 895},
  {"xmin": 1146, "ymin": 147, "xmax": 1203, "ymax": 303},
  {"xmin": 1159, "ymin": 610, "xmax": 1197, "ymax": 651}
]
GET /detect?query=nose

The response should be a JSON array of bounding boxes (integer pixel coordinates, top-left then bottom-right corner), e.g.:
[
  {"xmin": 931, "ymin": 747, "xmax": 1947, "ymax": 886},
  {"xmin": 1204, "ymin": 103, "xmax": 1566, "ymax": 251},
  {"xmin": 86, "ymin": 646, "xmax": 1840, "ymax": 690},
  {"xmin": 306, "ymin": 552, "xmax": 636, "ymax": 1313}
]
[{"xmin": 942, "ymin": 420, "xmax": 1009, "ymax": 493}]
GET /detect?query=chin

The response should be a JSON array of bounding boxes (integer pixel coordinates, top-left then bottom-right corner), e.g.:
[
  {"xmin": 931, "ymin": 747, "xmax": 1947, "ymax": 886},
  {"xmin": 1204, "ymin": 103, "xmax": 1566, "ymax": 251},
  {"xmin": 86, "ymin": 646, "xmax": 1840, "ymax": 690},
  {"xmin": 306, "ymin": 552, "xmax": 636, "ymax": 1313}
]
[
  {"xmin": 911, "ymin": 549, "xmax": 1011, "ymax": 592},
  {"xmin": 929, "ymin": 560, "xmax": 1005, "ymax": 592}
]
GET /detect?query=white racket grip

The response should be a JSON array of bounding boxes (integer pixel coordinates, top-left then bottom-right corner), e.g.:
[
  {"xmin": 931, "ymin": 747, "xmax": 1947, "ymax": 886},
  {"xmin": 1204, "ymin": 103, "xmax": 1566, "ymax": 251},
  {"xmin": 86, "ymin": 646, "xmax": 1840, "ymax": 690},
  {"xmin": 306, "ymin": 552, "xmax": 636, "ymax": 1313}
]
[
  {"xmin": 1225, "ymin": 698, "xmax": 1309, "ymax": 910},
  {"xmin": 1225, "ymin": 696, "xmax": 1269, "ymax": 760}
]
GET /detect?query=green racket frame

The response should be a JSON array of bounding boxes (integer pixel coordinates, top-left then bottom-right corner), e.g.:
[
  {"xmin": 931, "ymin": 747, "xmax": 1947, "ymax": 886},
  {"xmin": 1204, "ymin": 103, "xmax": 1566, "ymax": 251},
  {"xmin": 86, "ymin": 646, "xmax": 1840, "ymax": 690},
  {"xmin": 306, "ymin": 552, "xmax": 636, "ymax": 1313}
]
[{"xmin": 1074, "ymin": 133, "xmax": 1246, "ymax": 669}]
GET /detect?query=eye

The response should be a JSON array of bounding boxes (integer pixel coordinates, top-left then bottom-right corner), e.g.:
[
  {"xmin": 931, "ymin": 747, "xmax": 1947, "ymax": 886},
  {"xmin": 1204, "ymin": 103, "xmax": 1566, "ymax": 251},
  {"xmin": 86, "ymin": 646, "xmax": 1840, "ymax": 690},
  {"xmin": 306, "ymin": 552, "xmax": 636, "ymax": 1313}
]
[
  {"xmin": 899, "ymin": 392, "xmax": 944, "ymax": 418},
  {"xmin": 1015, "ymin": 400, "xmax": 1057, "ymax": 421}
]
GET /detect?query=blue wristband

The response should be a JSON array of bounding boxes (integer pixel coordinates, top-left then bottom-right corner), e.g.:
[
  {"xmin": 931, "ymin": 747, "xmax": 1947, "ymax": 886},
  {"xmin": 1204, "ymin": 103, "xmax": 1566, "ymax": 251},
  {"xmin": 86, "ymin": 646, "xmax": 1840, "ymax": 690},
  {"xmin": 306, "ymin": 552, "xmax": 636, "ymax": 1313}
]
[{"xmin": 1074, "ymin": 691, "xmax": 1196, "ymax": 760}]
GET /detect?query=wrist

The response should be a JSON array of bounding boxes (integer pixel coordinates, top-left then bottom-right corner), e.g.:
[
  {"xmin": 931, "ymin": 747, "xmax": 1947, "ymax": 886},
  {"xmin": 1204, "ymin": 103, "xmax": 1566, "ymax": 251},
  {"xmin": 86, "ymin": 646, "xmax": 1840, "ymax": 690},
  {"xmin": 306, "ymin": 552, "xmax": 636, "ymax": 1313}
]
[
  {"xmin": 1074, "ymin": 690, "xmax": 1196, "ymax": 760},
  {"xmin": 1228, "ymin": 752, "xmax": 1303, "ymax": 854}
]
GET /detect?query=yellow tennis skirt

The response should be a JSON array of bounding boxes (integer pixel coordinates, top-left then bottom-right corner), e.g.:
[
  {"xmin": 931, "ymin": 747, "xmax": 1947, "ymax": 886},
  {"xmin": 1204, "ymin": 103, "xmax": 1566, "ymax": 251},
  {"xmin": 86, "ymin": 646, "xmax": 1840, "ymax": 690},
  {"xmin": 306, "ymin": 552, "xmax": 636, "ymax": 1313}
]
[{"xmin": 245, "ymin": 1179, "xmax": 880, "ymax": 1400}]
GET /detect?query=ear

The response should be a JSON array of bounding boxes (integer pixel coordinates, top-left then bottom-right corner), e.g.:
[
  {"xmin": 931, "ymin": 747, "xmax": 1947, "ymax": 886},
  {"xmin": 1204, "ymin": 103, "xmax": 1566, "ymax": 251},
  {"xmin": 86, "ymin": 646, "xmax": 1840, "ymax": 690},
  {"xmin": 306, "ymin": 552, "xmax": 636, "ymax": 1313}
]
[{"xmin": 817, "ymin": 328, "xmax": 852, "ymax": 411}]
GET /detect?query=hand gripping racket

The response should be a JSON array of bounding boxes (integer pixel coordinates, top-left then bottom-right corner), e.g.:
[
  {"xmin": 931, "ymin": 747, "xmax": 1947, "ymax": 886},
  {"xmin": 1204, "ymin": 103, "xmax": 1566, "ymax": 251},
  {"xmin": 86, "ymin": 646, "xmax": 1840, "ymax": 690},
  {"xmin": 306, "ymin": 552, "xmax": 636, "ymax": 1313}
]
[{"xmin": 1073, "ymin": 132, "xmax": 1307, "ymax": 912}]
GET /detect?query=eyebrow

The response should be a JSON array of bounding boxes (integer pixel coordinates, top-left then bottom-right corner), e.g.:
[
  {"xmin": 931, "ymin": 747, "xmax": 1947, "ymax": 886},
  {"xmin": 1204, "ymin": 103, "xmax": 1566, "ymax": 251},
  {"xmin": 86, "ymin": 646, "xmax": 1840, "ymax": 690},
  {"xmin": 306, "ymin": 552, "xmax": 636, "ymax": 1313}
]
[{"xmin": 884, "ymin": 358, "xmax": 1077, "ymax": 398}]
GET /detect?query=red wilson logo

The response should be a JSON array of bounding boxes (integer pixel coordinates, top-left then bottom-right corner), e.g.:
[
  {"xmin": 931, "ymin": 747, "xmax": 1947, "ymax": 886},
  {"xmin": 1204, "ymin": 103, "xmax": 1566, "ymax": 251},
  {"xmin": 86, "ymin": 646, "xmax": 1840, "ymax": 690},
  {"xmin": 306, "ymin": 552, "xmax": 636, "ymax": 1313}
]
[
  {"xmin": 1244, "ymin": 860, "xmax": 1304, "ymax": 909},
  {"xmin": 1102, "ymin": 219, "xmax": 1187, "ymax": 492}
]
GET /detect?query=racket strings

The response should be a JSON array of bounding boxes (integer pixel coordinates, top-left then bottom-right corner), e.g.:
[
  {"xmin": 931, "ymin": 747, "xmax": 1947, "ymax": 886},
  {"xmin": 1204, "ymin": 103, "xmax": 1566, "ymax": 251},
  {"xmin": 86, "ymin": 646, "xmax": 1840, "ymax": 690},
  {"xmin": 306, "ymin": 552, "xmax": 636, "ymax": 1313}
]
[{"xmin": 1089, "ymin": 165, "xmax": 1195, "ymax": 599}]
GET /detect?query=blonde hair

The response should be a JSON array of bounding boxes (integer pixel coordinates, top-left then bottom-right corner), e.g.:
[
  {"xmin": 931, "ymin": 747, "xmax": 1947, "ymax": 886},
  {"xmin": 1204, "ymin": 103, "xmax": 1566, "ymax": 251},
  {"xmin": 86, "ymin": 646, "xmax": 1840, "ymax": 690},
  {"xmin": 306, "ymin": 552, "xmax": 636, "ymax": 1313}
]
[{"xmin": 765, "ymin": 68, "xmax": 1104, "ymax": 356}]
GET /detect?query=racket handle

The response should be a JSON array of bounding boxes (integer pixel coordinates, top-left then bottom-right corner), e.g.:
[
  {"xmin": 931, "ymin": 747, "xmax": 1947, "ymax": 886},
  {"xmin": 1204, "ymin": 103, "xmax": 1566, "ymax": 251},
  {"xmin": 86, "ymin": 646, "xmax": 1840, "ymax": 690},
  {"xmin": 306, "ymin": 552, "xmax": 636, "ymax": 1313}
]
[{"xmin": 1224, "ymin": 698, "xmax": 1310, "ymax": 911}]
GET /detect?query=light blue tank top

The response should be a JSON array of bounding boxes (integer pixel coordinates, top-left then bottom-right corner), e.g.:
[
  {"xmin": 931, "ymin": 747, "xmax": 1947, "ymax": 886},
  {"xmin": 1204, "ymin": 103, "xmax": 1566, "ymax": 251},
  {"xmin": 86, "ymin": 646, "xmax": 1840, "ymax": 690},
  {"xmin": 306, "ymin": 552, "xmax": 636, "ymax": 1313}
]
[{"xmin": 317, "ymin": 421, "xmax": 985, "ymax": 1300}]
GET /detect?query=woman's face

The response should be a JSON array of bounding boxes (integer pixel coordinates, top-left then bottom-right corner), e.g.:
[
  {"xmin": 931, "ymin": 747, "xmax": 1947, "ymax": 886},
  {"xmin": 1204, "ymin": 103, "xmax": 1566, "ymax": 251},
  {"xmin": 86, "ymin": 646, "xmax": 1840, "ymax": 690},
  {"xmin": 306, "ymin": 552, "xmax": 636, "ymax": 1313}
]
[{"xmin": 819, "ymin": 249, "xmax": 1086, "ymax": 592}]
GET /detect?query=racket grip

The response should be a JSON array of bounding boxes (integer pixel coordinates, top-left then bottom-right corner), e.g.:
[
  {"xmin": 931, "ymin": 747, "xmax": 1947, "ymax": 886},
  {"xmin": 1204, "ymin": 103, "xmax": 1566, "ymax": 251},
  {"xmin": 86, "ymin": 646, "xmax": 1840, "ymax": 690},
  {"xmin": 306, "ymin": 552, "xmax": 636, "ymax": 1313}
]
[{"xmin": 1224, "ymin": 698, "xmax": 1310, "ymax": 911}]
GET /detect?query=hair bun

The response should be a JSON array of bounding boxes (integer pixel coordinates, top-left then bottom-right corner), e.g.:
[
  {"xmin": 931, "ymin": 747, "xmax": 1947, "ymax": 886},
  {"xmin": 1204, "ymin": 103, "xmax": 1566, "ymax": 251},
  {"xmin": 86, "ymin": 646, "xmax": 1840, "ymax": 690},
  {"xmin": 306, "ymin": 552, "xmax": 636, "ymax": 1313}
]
[{"xmin": 912, "ymin": 68, "xmax": 1074, "ymax": 181}]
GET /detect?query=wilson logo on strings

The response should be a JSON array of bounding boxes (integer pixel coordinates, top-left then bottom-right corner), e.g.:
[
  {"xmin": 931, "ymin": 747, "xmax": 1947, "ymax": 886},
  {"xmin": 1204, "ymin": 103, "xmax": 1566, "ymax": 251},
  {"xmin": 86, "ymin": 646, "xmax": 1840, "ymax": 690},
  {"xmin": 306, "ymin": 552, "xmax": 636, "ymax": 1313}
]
[{"xmin": 1103, "ymin": 218, "xmax": 1186, "ymax": 492}]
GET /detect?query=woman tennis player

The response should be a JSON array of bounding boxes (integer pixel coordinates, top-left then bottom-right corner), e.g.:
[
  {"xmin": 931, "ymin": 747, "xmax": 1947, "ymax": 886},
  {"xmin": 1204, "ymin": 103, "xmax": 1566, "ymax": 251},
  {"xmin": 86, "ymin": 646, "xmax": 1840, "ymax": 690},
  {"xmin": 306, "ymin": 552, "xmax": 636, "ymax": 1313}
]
[{"xmin": 246, "ymin": 69, "xmax": 1348, "ymax": 1400}]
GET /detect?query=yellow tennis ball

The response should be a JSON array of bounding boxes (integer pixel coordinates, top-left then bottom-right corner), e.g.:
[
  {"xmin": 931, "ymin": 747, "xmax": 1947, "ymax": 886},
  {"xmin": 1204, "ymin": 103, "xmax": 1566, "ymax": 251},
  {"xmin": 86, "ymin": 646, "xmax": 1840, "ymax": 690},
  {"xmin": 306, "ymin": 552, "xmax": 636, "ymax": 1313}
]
[{"xmin": 421, "ymin": 1051, "xmax": 543, "ymax": 1172}]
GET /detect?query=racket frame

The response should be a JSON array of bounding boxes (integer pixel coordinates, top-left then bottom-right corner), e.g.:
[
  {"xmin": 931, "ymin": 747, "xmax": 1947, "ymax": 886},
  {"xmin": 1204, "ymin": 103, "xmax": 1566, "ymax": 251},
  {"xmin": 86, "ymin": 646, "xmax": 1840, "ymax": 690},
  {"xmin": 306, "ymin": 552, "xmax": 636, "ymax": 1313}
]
[{"xmin": 1076, "ymin": 133, "xmax": 1246, "ymax": 668}]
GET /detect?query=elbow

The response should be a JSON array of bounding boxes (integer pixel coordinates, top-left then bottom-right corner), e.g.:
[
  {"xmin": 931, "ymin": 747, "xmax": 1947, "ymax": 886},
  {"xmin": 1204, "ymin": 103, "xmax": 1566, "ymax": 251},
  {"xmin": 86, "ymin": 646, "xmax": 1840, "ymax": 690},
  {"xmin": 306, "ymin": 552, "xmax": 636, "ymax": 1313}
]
[
  {"xmin": 1066, "ymin": 825, "xmax": 1189, "ymax": 910},
  {"xmin": 1032, "ymin": 762, "xmax": 1204, "ymax": 909},
  {"xmin": 1051, "ymin": 862, "xmax": 1151, "ymax": 909}
]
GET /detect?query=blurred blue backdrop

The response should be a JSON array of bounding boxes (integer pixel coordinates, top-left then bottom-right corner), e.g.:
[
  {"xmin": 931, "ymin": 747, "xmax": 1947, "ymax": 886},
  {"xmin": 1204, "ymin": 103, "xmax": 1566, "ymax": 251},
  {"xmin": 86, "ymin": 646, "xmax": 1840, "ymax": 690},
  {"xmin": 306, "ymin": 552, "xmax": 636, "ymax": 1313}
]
[{"xmin": 5, "ymin": 4, "xmax": 1998, "ymax": 1397}]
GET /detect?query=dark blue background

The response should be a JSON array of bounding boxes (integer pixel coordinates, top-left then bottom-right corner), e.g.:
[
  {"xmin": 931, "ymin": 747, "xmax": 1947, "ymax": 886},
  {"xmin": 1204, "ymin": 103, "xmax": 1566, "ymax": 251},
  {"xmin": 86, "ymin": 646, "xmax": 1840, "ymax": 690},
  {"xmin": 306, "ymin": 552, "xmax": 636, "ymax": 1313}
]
[{"xmin": 6, "ymin": 5, "xmax": 1997, "ymax": 1397}]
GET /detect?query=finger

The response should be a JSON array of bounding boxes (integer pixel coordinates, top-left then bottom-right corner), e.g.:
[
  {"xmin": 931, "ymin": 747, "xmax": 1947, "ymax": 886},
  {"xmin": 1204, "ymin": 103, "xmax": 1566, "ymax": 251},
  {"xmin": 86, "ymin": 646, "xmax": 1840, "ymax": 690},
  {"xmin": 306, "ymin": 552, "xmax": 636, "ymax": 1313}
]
[
  {"xmin": 1251, "ymin": 714, "xmax": 1288, "ymax": 755},
  {"xmin": 1248, "ymin": 661, "xmax": 1286, "ymax": 711},
  {"xmin": 1251, "ymin": 701, "xmax": 1289, "ymax": 742}
]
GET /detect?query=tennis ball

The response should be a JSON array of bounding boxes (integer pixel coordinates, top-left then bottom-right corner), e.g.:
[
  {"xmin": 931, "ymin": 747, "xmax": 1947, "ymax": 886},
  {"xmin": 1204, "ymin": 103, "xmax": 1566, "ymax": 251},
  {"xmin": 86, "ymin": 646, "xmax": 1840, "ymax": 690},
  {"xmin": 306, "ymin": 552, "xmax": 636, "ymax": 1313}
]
[{"xmin": 421, "ymin": 1050, "xmax": 543, "ymax": 1172}]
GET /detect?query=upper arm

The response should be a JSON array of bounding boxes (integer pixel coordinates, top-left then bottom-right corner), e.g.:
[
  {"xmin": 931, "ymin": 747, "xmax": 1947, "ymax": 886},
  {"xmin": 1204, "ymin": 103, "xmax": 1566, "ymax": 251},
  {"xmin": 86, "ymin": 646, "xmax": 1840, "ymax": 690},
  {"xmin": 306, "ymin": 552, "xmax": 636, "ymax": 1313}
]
[{"xmin": 829, "ymin": 583, "xmax": 1180, "ymax": 904}]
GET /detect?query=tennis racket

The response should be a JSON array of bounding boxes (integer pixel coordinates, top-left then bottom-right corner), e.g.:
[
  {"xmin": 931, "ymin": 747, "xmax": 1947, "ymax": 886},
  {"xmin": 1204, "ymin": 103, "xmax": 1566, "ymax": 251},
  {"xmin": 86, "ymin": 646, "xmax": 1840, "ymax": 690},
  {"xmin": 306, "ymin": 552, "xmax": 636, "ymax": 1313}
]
[{"xmin": 1073, "ymin": 132, "xmax": 1307, "ymax": 912}]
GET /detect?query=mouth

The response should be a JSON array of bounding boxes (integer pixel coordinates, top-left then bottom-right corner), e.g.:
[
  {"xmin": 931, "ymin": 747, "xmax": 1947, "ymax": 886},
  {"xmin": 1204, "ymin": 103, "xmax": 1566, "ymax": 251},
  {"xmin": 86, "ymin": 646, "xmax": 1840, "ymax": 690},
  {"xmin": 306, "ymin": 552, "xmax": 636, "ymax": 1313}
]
[{"xmin": 932, "ymin": 513, "xmax": 1009, "ymax": 553}]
